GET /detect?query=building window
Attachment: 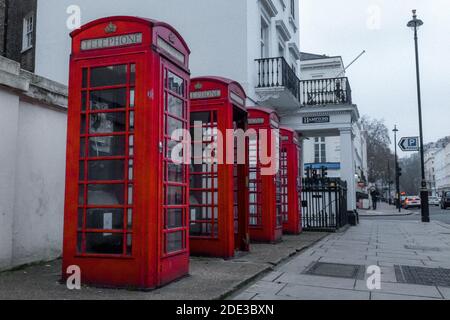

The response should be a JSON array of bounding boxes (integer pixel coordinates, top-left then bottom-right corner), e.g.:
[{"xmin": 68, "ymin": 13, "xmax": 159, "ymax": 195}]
[
  {"xmin": 22, "ymin": 13, "xmax": 34, "ymax": 52},
  {"xmin": 290, "ymin": 0, "xmax": 296, "ymax": 19},
  {"xmin": 314, "ymin": 137, "xmax": 326, "ymax": 163},
  {"xmin": 260, "ymin": 18, "xmax": 269, "ymax": 58}
]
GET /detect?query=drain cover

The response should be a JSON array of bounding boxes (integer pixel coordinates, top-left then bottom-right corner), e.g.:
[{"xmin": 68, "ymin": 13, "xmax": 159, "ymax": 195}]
[
  {"xmin": 395, "ymin": 265, "xmax": 450, "ymax": 287},
  {"xmin": 304, "ymin": 262, "xmax": 365, "ymax": 280}
]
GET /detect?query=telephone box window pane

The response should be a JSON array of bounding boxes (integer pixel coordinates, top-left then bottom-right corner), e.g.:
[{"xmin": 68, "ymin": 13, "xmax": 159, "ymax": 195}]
[
  {"xmin": 78, "ymin": 209, "xmax": 84, "ymax": 229},
  {"xmin": 85, "ymin": 233, "xmax": 123, "ymax": 255},
  {"xmin": 77, "ymin": 233, "xmax": 83, "ymax": 253},
  {"xmin": 167, "ymin": 139, "xmax": 182, "ymax": 158},
  {"xmin": 86, "ymin": 209, "xmax": 124, "ymax": 230},
  {"xmin": 168, "ymin": 162, "xmax": 183, "ymax": 182},
  {"xmin": 90, "ymin": 88, "xmax": 127, "ymax": 110},
  {"xmin": 129, "ymin": 135, "xmax": 134, "ymax": 157},
  {"xmin": 78, "ymin": 185, "xmax": 85, "ymax": 205},
  {"xmin": 79, "ymin": 161, "xmax": 85, "ymax": 181},
  {"xmin": 166, "ymin": 186, "xmax": 183, "ymax": 205},
  {"xmin": 90, "ymin": 112, "xmax": 126, "ymax": 134},
  {"xmin": 128, "ymin": 160, "xmax": 134, "ymax": 180},
  {"xmin": 90, "ymin": 65, "xmax": 127, "ymax": 87},
  {"xmin": 128, "ymin": 184, "xmax": 133, "ymax": 205},
  {"xmin": 129, "ymin": 111, "xmax": 135, "ymax": 131},
  {"xmin": 167, "ymin": 116, "xmax": 183, "ymax": 135},
  {"xmin": 126, "ymin": 234, "xmax": 132, "ymax": 255},
  {"xmin": 80, "ymin": 115, "xmax": 86, "ymax": 134},
  {"xmin": 87, "ymin": 160, "xmax": 124, "ymax": 181},
  {"xmin": 89, "ymin": 136, "xmax": 126, "ymax": 157},
  {"xmin": 87, "ymin": 184, "xmax": 124, "ymax": 205},
  {"xmin": 127, "ymin": 209, "xmax": 133, "ymax": 230},
  {"xmin": 82, "ymin": 69, "xmax": 88, "ymax": 88},
  {"xmin": 168, "ymin": 95, "xmax": 183, "ymax": 118},
  {"xmin": 80, "ymin": 138, "xmax": 86, "ymax": 157},
  {"xmin": 166, "ymin": 231, "xmax": 183, "ymax": 253},
  {"xmin": 166, "ymin": 208, "xmax": 183, "ymax": 229},
  {"xmin": 191, "ymin": 112, "xmax": 211, "ymax": 124},
  {"xmin": 81, "ymin": 91, "xmax": 87, "ymax": 111},
  {"xmin": 168, "ymin": 72, "xmax": 184, "ymax": 96},
  {"xmin": 130, "ymin": 64, "xmax": 136, "ymax": 85},
  {"xmin": 129, "ymin": 89, "xmax": 135, "ymax": 108}
]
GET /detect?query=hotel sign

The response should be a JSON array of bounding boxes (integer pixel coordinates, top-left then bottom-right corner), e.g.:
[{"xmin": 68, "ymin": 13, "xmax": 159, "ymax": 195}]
[
  {"xmin": 303, "ymin": 116, "xmax": 330, "ymax": 124},
  {"xmin": 81, "ymin": 33, "xmax": 143, "ymax": 51}
]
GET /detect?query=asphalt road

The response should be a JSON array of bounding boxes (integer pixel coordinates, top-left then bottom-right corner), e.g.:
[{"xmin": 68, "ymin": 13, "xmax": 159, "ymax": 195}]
[{"xmin": 361, "ymin": 205, "xmax": 450, "ymax": 225}]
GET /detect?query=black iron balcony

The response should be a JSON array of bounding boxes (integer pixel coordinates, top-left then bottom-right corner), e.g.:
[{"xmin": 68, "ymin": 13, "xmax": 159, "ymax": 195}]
[
  {"xmin": 255, "ymin": 57, "xmax": 352, "ymax": 108},
  {"xmin": 255, "ymin": 57, "xmax": 301, "ymax": 103},
  {"xmin": 301, "ymin": 77, "xmax": 352, "ymax": 106}
]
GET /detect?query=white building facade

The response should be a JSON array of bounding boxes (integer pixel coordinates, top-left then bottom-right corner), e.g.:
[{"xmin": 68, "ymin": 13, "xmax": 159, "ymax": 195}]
[{"xmin": 433, "ymin": 145, "xmax": 450, "ymax": 195}]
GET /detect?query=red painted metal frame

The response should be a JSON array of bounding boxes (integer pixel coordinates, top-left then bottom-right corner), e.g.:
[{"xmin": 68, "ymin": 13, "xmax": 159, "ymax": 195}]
[
  {"xmin": 189, "ymin": 77, "xmax": 250, "ymax": 259},
  {"xmin": 247, "ymin": 107, "xmax": 283, "ymax": 243},
  {"xmin": 280, "ymin": 127, "xmax": 302, "ymax": 235},
  {"xmin": 63, "ymin": 16, "xmax": 191, "ymax": 289}
]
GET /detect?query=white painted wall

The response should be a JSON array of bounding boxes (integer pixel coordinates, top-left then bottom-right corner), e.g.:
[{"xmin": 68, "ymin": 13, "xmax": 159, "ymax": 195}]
[
  {"xmin": 0, "ymin": 56, "xmax": 67, "ymax": 271},
  {"xmin": 434, "ymin": 144, "xmax": 450, "ymax": 194},
  {"xmin": 35, "ymin": 0, "xmax": 300, "ymax": 104}
]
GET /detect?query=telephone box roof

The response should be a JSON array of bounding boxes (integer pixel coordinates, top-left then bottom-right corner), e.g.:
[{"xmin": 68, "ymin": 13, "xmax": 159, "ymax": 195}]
[
  {"xmin": 70, "ymin": 16, "xmax": 190, "ymax": 53},
  {"xmin": 191, "ymin": 76, "xmax": 247, "ymax": 99}
]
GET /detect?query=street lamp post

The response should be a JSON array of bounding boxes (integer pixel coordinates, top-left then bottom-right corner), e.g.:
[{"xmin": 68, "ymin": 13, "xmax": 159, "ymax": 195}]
[
  {"xmin": 407, "ymin": 9, "xmax": 430, "ymax": 223},
  {"xmin": 393, "ymin": 126, "xmax": 401, "ymax": 213}
]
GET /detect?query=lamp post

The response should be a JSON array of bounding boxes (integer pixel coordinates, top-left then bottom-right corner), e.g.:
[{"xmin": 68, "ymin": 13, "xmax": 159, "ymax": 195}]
[
  {"xmin": 407, "ymin": 9, "xmax": 430, "ymax": 223},
  {"xmin": 393, "ymin": 126, "xmax": 401, "ymax": 213}
]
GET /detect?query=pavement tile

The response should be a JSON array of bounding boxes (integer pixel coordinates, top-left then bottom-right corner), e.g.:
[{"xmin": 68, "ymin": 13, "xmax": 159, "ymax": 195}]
[
  {"xmin": 371, "ymin": 292, "xmax": 441, "ymax": 300},
  {"xmin": 275, "ymin": 273, "xmax": 356, "ymax": 290},
  {"xmin": 437, "ymin": 287, "xmax": 450, "ymax": 300},
  {"xmin": 277, "ymin": 284, "xmax": 370, "ymax": 300},
  {"xmin": 246, "ymin": 281, "xmax": 287, "ymax": 295},
  {"xmin": 354, "ymin": 280, "xmax": 443, "ymax": 298},
  {"xmin": 261, "ymin": 272, "xmax": 284, "ymax": 283},
  {"xmin": 233, "ymin": 291, "xmax": 257, "ymax": 300}
]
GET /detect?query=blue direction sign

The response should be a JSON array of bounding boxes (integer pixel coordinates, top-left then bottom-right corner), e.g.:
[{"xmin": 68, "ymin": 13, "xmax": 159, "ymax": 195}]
[{"xmin": 399, "ymin": 137, "xmax": 420, "ymax": 152}]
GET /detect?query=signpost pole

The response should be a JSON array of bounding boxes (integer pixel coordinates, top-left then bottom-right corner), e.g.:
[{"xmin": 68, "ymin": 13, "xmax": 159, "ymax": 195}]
[{"xmin": 393, "ymin": 126, "xmax": 401, "ymax": 213}]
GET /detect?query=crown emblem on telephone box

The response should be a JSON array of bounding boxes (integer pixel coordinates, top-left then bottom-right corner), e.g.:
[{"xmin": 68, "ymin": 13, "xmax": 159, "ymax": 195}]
[{"xmin": 105, "ymin": 22, "xmax": 118, "ymax": 34}]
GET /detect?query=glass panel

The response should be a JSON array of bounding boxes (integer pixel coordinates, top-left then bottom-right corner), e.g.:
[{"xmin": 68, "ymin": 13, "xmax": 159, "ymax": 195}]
[
  {"xmin": 89, "ymin": 112, "xmax": 126, "ymax": 134},
  {"xmin": 166, "ymin": 186, "xmax": 183, "ymax": 205},
  {"xmin": 90, "ymin": 65, "xmax": 127, "ymax": 87},
  {"xmin": 87, "ymin": 184, "xmax": 124, "ymax": 205},
  {"xmin": 166, "ymin": 208, "xmax": 183, "ymax": 229},
  {"xmin": 88, "ymin": 136, "xmax": 126, "ymax": 157},
  {"xmin": 78, "ymin": 209, "xmax": 83, "ymax": 229},
  {"xmin": 82, "ymin": 69, "xmax": 88, "ymax": 88},
  {"xmin": 127, "ymin": 208, "xmax": 133, "ymax": 230},
  {"xmin": 129, "ymin": 111, "xmax": 135, "ymax": 131},
  {"xmin": 81, "ymin": 91, "xmax": 87, "ymax": 111},
  {"xmin": 80, "ymin": 138, "xmax": 86, "ymax": 157},
  {"xmin": 85, "ymin": 233, "xmax": 123, "ymax": 255},
  {"xmin": 80, "ymin": 114, "xmax": 86, "ymax": 134},
  {"xmin": 166, "ymin": 139, "xmax": 182, "ymax": 158},
  {"xmin": 87, "ymin": 160, "xmax": 124, "ymax": 181},
  {"xmin": 90, "ymin": 88, "xmax": 127, "ymax": 110},
  {"xmin": 77, "ymin": 233, "xmax": 83, "ymax": 253},
  {"xmin": 168, "ymin": 72, "xmax": 184, "ymax": 96},
  {"xmin": 128, "ymin": 159, "xmax": 134, "ymax": 180},
  {"xmin": 86, "ymin": 208, "xmax": 124, "ymax": 230},
  {"xmin": 166, "ymin": 231, "xmax": 183, "ymax": 253},
  {"xmin": 128, "ymin": 184, "xmax": 133, "ymax": 205},
  {"xmin": 167, "ymin": 116, "xmax": 183, "ymax": 135},
  {"xmin": 168, "ymin": 162, "xmax": 183, "ymax": 182},
  {"xmin": 130, "ymin": 64, "xmax": 136, "ymax": 85},
  {"xmin": 129, "ymin": 135, "xmax": 134, "ymax": 157},
  {"xmin": 126, "ymin": 234, "xmax": 132, "ymax": 255},
  {"xmin": 78, "ymin": 184, "xmax": 85, "ymax": 205},
  {"xmin": 129, "ymin": 89, "xmax": 135, "ymax": 108},
  {"xmin": 168, "ymin": 95, "xmax": 183, "ymax": 118},
  {"xmin": 79, "ymin": 161, "xmax": 85, "ymax": 181}
]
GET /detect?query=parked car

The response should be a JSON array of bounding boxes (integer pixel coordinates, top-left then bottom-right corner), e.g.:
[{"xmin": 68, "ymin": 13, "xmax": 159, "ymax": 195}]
[
  {"xmin": 429, "ymin": 196, "xmax": 441, "ymax": 206},
  {"xmin": 441, "ymin": 192, "xmax": 450, "ymax": 210},
  {"xmin": 403, "ymin": 196, "xmax": 421, "ymax": 209}
]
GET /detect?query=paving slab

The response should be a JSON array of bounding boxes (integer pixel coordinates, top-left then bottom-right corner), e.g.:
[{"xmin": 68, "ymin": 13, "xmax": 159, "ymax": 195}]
[
  {"xmin": 277, "ymin": 284, "xmax": 370, "ymax": 300},
  {"xmin": 354, "ymin": 280, "xmax": 443, "ymax": 299}
]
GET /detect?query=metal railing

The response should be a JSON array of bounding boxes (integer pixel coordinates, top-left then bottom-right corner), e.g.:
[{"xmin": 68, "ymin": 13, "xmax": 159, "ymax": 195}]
[
  {"xmin": 255, "ymin": 57, "xmax": 353, "ymax": 107},
  {"xmin": 255, "ymin": 57, "xmax": 301, "ymax": 103},
  {"xmin": 300, "ymin": 77, "xmax": 352, "ymax": 106},
  {"xmin": 301, "ymin": 178, "xmax": 348, "ymax": 232}
]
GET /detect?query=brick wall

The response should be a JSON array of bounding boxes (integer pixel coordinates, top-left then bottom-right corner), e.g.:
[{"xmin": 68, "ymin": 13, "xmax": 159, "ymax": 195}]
[{"xmin": 5, "ymin": 0, "xmax": 37, "ymax": 72}]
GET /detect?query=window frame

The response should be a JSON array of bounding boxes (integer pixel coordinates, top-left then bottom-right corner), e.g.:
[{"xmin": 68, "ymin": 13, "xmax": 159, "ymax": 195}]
[{"xmin": 22, "ymin": 12, "xmax": 34, "ymax": 52}]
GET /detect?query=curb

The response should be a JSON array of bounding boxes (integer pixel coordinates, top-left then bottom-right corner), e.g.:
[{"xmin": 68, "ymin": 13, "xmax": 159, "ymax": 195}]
[
  {"xmin": 359, "ymin": 211, "xmax": 415, "ymax": 217},
  {"xmin": 220, "ymin": 233, "xmax": 330, "ymax": 300}
]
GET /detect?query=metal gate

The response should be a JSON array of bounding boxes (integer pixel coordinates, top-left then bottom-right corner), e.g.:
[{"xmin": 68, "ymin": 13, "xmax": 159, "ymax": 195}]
[{"xmin": 301, "ymin": 178, "xmax": 348, "ymax": 232}]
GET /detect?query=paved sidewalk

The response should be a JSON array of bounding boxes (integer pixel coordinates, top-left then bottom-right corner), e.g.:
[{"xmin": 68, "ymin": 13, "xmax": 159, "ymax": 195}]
[
  {"xmin": 0, "ymin": 232, "xmax": 326, "ymax": 300},
  {"xmin": 359, "ymin": 202, "xmax": 414, "ymax": 217},
  {"xmin": 232, "ymin": 220, "xmax": 450, "ymax": 300}
]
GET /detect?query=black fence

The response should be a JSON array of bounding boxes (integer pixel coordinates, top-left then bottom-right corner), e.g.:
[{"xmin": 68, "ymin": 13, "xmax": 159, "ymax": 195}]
[
  {"xmin": 255, "ymin": 57, "xmax": 301, "ymax": 103},
  {"xmin": 301, "ymin": 178, "xmax": 348, "ymax": 232},
  {"xmin": 300, "ymin": 77, "xmax": 352, "ymax": 106}
]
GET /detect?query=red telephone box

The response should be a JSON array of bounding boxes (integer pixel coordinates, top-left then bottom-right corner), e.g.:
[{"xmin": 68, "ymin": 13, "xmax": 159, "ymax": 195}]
[
  {"xmin": 189, "ymin": 77, "xmax": 250, "ymax": 259},
  {"xmin": 62, "ymin": 16, "xmax": 191, "ymax": 289},
  {"xmin": 280, "ymin": 127, "xmax": 302, "ymax": 235},
  {"xmin": 247, "ymin": 107, "xmax": 283, "ymax": 243}
]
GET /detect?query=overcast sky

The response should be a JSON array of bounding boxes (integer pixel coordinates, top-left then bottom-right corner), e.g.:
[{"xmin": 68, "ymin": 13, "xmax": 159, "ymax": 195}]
[{"xmin": 300, "ymin": 0, "xmax": 450, "ymax": 156}]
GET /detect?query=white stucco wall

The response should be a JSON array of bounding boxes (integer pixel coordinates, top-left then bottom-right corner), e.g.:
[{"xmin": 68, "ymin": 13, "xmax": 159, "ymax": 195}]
[{"xmin": 0, "ymin": 56, "xmax": 68, "ymax": 271}]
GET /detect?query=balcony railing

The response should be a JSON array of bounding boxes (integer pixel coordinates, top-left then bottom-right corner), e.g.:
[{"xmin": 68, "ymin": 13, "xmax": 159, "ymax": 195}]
[
  {"xmin": 256, "ymin": 57, "xmax": 301, "ymax": 103},
  {"xmin": 301, "ymin": 77, "xmax": 352, "ymax": 106},
  {"xmin": 255, "ymin": 57, "xmax": 352, "ymax": 107}
]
